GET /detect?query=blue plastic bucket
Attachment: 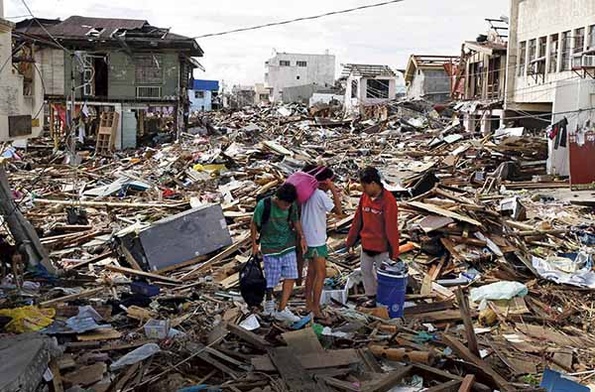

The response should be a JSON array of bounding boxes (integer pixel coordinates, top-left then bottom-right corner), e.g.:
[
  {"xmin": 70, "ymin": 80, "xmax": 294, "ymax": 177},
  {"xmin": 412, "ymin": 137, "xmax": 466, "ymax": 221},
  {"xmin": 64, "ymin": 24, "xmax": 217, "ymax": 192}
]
[{"xmin": 377, "ymin": 270, "xmax": 408, "ymax": 318}]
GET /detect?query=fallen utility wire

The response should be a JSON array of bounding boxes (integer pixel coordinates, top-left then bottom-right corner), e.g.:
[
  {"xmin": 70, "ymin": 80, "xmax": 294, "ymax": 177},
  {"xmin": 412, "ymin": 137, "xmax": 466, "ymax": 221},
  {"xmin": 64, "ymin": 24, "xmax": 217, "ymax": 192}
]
[{"xmin": 193, "ymin": 0, "xmax": 406, "ymax": 38}]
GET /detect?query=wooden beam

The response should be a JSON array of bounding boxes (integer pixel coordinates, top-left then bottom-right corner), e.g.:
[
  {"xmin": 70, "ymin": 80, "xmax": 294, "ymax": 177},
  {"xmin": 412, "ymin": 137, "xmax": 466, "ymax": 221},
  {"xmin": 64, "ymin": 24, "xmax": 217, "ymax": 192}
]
[
  {"xmin": 40, "ymin": 287, "xmax": 104, "ymax": 307},
  {"xmin": 458, "ymin": 375, "xmax": 476, "ymax": 392},
  {"xmin": 366, "ymin": 365, "xmax": 413, "ymax": 392},
  {"xmin": 411, "ymin": 363, "xmax": 491, "ymax": 392},
  {"xmin": 226, "ymin": 322, "xmax": 271, "ymax": 349},
  {"xmin": 424, "ymin": 380, "xmax": 462, "ymax": 392},
  {"xmin": 456, "ymin": 288, "xmax": 480, "ymax": 357},
  {"xmin": 405, "ymin": 201, "xmax": 483, "ymax": 227},
  {"xmin": 64, "ymin": 251, "xmax": 114, "ymax": 270},
  {"xmin": 33, "ymin": 198, "xmax": 187, "ymax": 209},
  {"xmin": 104, "ymin": 265, "xmax": 181, "ymax": 284},
  {"xmin": 441, "ymin": 334, "xmax": 513, "ymax": 392},
  {"xmin": 268, "ymin": 347, "xmax": 331, "ymax": 392}
]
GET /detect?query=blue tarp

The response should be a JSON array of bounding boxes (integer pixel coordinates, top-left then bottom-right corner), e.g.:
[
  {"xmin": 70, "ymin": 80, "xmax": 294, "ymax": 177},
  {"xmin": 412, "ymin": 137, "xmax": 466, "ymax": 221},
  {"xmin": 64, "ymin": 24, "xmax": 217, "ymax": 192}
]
[
  {"xmin": 541, "ymin": 369, "xmax": 589, "ymax": 392},
  {"xmin": 193, "ymin": 79, "xmax": 219, "ymax": 91}
]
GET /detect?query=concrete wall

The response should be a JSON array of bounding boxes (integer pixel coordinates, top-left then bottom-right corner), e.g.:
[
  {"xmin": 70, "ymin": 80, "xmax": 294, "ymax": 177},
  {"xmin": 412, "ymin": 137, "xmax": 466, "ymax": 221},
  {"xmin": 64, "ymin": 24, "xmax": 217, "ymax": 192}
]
[
  {"xmin": 506, "ymin": 0, "xmax": 595, "ymax": 106},
  {"xmin": 344, "ymin": 75, "xmax": 397, "ymax": 113},
  {"xmin": 265, "ymin": 52, "xmax": 335, "ymax": 102},
  {"xmin": 38, "ymin": 48, "xmax": 65, "ymax": 96},
  {"xmin": 281, "ymin": 84, "xmax": 320, "ymax": 103},
  {"xmin": 188, "ymin": 90, "xmax": 212, "ymax": 112},
  {"xmin": 407, "ymin": 69, "xmax": 451, "ymax": 103},
  {"xmin": 0, "ymin": 17, "xmax": 43, "ymax": 140}
]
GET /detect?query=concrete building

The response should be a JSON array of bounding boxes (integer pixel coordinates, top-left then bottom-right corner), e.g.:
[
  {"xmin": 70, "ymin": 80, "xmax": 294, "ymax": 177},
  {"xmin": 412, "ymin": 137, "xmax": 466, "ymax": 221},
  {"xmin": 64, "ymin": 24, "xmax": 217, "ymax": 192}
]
[
  {"xmin": 189, "ymin": 80, "xmax": 219, "ymax": 112},
  {"xmin": 457, "ymin": 26, "xmax": 508, "ymax": 135},
  {"xmin": 254, "ymin": 83, "xmax": 271, "ymax": 105},
  {"xmin": 505, "ymin": 0, "xmax": 595, "ymax": 178},
  {"xmin": 342, "ymin": 64, "xmax": 398, "ymax": 113},
  {"xmin": 404, "ymin": 55, "xmax": 459, "ymax": 103},
  {"xmin": 265, "ymin": 51, "xmax": 335, "ymax": 102},
  {"xmin": 0, "ymin": 0, "xmax": 44, "ymax": 141}
]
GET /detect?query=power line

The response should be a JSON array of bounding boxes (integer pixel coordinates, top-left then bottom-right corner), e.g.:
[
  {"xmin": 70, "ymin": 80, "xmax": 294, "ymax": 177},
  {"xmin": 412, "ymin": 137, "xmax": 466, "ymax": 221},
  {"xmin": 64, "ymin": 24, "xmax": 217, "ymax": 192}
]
[
  {"xmin": 18, "ymin": 0, "xmax": 72, "ymax": 54},
  {"xmin": 193, "ymin": 0, "xmax": 405, "ymax": 39}
]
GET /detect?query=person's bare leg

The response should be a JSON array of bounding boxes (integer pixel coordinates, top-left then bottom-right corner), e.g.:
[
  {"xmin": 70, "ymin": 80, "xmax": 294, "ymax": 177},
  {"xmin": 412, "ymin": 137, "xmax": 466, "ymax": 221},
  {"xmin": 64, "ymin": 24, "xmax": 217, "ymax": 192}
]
[
  {"xmin": 311, "ymin": 256, "xmax": 327, "ymax": 318},
  {"xmin": 279, "ymin": 279, "xmax": 295, "ymax": 310},
  {"xmin": 304, "ymin": 261, "xmax": 315, "ymax": 312}
]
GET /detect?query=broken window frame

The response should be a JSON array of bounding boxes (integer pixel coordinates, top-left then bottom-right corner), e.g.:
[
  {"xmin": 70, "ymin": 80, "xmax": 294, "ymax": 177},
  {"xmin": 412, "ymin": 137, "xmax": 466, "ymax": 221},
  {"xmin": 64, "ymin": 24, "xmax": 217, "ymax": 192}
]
[
  {"xmin": 549, "ymin": 33, "xmax": 560, "ymax": 73},
  {"xmin": 561, "ymin": 31, "xmax": 572, "ymax": 71},
  {"xmin": 589, "ymin": 25, "xmax": 595, "ymax": 51},
  {"xmin": 351, "ymin": 80, "xmax": 358, "ymax": 99},
  {"xmin": 365, "ymin": 79, "xmax": 390, "ymax": 99},
  {"xmin": 518, "ymin": 41, "xmax": 527, "ymax": 77},
  {"xmin": 574, "ymin": 27, "xmax": 585, "ymax": 54},
  {"xmin": 135, "ymin": 54, "xmax": 163, "ymax": 86}
]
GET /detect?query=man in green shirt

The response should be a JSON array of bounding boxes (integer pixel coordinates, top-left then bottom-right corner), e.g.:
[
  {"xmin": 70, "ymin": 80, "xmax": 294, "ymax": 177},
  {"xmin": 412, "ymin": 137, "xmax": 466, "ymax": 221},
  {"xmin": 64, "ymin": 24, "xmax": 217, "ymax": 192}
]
[{"xmin": 251, "ymin": 184, "xmax": 307, "ymax": 323}]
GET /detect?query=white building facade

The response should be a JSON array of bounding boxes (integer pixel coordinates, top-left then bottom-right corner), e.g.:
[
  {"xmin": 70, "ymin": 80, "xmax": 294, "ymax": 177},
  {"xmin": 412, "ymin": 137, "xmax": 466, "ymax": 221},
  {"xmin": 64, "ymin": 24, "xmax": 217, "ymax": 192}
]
[
  {"xmin": 265, "ymin": 52, "xmax": 335, "ymax": 102},
  {"xmin": 506, "ymin": 0, "xmax": 595, "ymax": 177},
  {"xmin": 342, "ymin": 64, "xmax": 398, "ymax": 114},
  {"xmin": 0, "ymin": 0, "xmax": 44, "ymax": 141}
]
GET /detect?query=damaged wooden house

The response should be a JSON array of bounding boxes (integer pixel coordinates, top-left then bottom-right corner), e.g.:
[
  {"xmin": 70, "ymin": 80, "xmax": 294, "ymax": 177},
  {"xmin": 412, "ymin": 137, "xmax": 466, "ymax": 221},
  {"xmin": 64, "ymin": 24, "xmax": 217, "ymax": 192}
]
[
  {"xmin": 14, "ymin": 16, "xmax": 204, "ymax": 149},
  {"xmin": 454, "ymin": 18, "xmax": 509, "ymax": 136}
]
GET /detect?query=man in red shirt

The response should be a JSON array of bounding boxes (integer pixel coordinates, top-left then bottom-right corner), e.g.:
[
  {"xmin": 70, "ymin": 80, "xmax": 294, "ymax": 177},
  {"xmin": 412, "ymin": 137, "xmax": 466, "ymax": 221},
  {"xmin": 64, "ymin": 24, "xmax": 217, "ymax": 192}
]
[{"xmin": 345, "ymin": 167, "xmax": 400, "ymax": 308}]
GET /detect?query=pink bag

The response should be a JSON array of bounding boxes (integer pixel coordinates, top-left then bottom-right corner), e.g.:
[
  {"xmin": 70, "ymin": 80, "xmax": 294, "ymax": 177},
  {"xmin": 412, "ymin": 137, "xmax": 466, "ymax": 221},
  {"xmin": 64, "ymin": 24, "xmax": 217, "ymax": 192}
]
[{"xmin": 285, "ymin": 167, "xmax": 324, "ymax": 204}]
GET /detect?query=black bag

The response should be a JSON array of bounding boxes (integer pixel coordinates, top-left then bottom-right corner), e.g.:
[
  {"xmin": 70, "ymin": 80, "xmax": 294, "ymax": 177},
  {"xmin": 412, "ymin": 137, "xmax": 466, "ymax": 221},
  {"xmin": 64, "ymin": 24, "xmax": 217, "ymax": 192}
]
[{"xmin": 239, "ymin": 255, "xmax": 266, "ymax": 307}]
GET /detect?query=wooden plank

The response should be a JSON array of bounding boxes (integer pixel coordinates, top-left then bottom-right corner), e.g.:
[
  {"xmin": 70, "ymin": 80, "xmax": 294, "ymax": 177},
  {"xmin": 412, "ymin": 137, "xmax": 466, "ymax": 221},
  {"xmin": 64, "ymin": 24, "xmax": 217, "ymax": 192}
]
[
  {"xmin": 424, "ymin": 380, "xmax": 462, "ymax": 392},
  {"xmin": 323, "ymin": 377, "xmax": 361, "ymax": 391},
  {"xmin": 64, "ymin": 251, "xmax": 114, "ymax": 270},
  {"xmin": 441, "ymin": 334, "xmax": 513, "ymax": 391},
  {"xmin": 268, "ymin": 347, "xmax": 330, "ymax": 392},
  {"xmin": 62, "ymin": 363, "xmax": 106, "ymax": 387},
  {"xmin": 458, "ymin": 375, "xmax": 476, "ymax": 392},
  {"xmin": 282, "ymin": 328, "xmax": 324, "ymax": 356},
  {"xmin": 77, "ymin": 329, "xmax": 122, "ymax": 342},
  {"xmin": 252, "ymin": 349, "xmax": 360, "ymax": 372},
  {"xmin": 406, "ymin": 201, "xmax": 483, "ymax": 227},
  {"xmin": 33, "ymin": 198, "xmax": 187, "ymax": 209},
  {"xmin": 104, "ymin": 265, "xmax": 181, "ymax": 284},
  {"xmin": 411, "ymin": 363, "xmax": 491, "ymax": 392},
  {"xmin": 226, "ymin": 322, "xmax": 272, "ymax": 348},
  {"xmin": 404, "ymin": 300, "xmax": 453, "ymax": 316},
  {"xmin": 456, "ymin": 288, "xmax": 480, "ymax": 357},
  {"xmin": 41, "ymin": 287, "xmax": 104, "ymax": 307},
  {"xmin": 49, "ymin": 359, "xmax": 64, "ymax": 392},
  {"xmin": 365, "ymin": 365, "xmax": 413, "ymax": 392},
  {"xmin": 410, "ymin": 310, "xmax": 474, "ymax": 322}
]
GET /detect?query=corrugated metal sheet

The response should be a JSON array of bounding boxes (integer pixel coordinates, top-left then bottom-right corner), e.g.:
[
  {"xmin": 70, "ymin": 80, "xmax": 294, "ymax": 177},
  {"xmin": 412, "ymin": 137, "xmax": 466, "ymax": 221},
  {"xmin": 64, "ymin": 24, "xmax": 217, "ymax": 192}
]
[
  {"xmin": 569, "ymin": 130, "xmax": 595, "ymax": 190},
  {"xmin": 49, "ymin": 16, "xmax": 147, "ymax": 38}
]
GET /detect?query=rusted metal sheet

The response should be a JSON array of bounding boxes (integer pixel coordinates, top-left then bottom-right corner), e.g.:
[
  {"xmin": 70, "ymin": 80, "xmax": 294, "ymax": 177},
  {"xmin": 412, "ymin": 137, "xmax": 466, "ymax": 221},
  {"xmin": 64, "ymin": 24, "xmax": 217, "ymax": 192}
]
[{"xmin": 569, "ymin": 130, "xmax": 595, "ymax": 190}]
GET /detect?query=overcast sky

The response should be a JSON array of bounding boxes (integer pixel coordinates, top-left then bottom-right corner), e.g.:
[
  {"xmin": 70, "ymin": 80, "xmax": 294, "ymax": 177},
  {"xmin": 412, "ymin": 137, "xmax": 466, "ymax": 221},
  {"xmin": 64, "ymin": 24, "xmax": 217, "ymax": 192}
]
[{"xmin": 5, "ymin": 0, "xmax": 509, "ymax": 88}]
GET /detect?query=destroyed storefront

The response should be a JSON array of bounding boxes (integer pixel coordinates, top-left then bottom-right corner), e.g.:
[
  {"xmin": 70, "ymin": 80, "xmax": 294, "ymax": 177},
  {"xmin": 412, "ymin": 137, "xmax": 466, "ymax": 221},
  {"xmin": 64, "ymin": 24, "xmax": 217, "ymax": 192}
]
[{"xmin": 14, "ymin": 16, "xmax": 204, "ymax": 150}]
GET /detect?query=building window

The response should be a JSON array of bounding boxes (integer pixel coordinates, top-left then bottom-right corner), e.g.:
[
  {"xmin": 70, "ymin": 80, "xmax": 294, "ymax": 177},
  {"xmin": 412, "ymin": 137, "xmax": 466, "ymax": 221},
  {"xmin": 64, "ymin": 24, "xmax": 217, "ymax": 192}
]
[
  {"xmin": 518, "ymin": 41, "xmax": 527, "ymax": 76},
  {"xmin": 589, "ymin": 25, "xmax": 595, "ymax": 50},
  {"xmin": 538, "ymin": 36, "xmax": 547, "ymax": 58},
  {"xmin": 549, "ymin": 33, "xmax": 559, "ymax": 73},
  {"xmin": 259, "ymin": 94, "xmax": 268, "ymax": 100},
  {"xmin": 528, "ymin": 39, "xmax": 537, "ymax": 61},
  {"xmin": 195, "ymin": 90, "xmax": 205, "ymax": 99},
  {"xmin": 296, "ymin": 75, "xmax": 300, "ymax": 80},
  {"xmin": 135, "ymin": 55, "xmax": 163, "ymax": 85},
  {"xmin": 351, "ymin": 80, "xmax": 358, "ymax": 98},
  {"xmin": 366, "ymin": 79, "xmax": 389, "ymax": 99},
  {"xmin": 296, "ymin": 61, "xmax": 307, "ymax": 67},
  {"xmin": 561, "ymin": 31, "xmax": 572, "ymax": 71},
  {"xmin": 575, "ymin": 28, "xmax": 585, "ymax": 53},
  {"xmin": 279, "ymin": 60, "xmax": 290, "ymax": 67}
]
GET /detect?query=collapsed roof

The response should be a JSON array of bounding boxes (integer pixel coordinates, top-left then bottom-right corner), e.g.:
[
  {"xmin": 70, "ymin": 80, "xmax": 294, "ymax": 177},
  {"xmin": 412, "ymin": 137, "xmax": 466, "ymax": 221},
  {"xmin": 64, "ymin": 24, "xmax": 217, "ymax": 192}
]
[{"xmin": 15, "ymin": 16, "xmax": 203, "ymax": 56}]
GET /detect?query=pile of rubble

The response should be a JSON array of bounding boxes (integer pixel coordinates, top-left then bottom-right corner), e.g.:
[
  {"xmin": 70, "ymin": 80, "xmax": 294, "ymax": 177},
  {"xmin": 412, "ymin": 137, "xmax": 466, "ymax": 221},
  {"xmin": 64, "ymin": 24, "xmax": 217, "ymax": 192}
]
[{"xmin": 0, "ymin": 99, "xmax": 594, "ymax": 391}]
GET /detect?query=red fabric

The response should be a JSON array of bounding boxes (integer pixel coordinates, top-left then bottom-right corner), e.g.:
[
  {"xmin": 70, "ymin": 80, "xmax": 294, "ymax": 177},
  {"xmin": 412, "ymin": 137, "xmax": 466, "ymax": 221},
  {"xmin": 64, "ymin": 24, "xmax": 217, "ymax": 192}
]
[{"xmin": 346, "ymin": 189, "xmax": 400, "ymax": 259}]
